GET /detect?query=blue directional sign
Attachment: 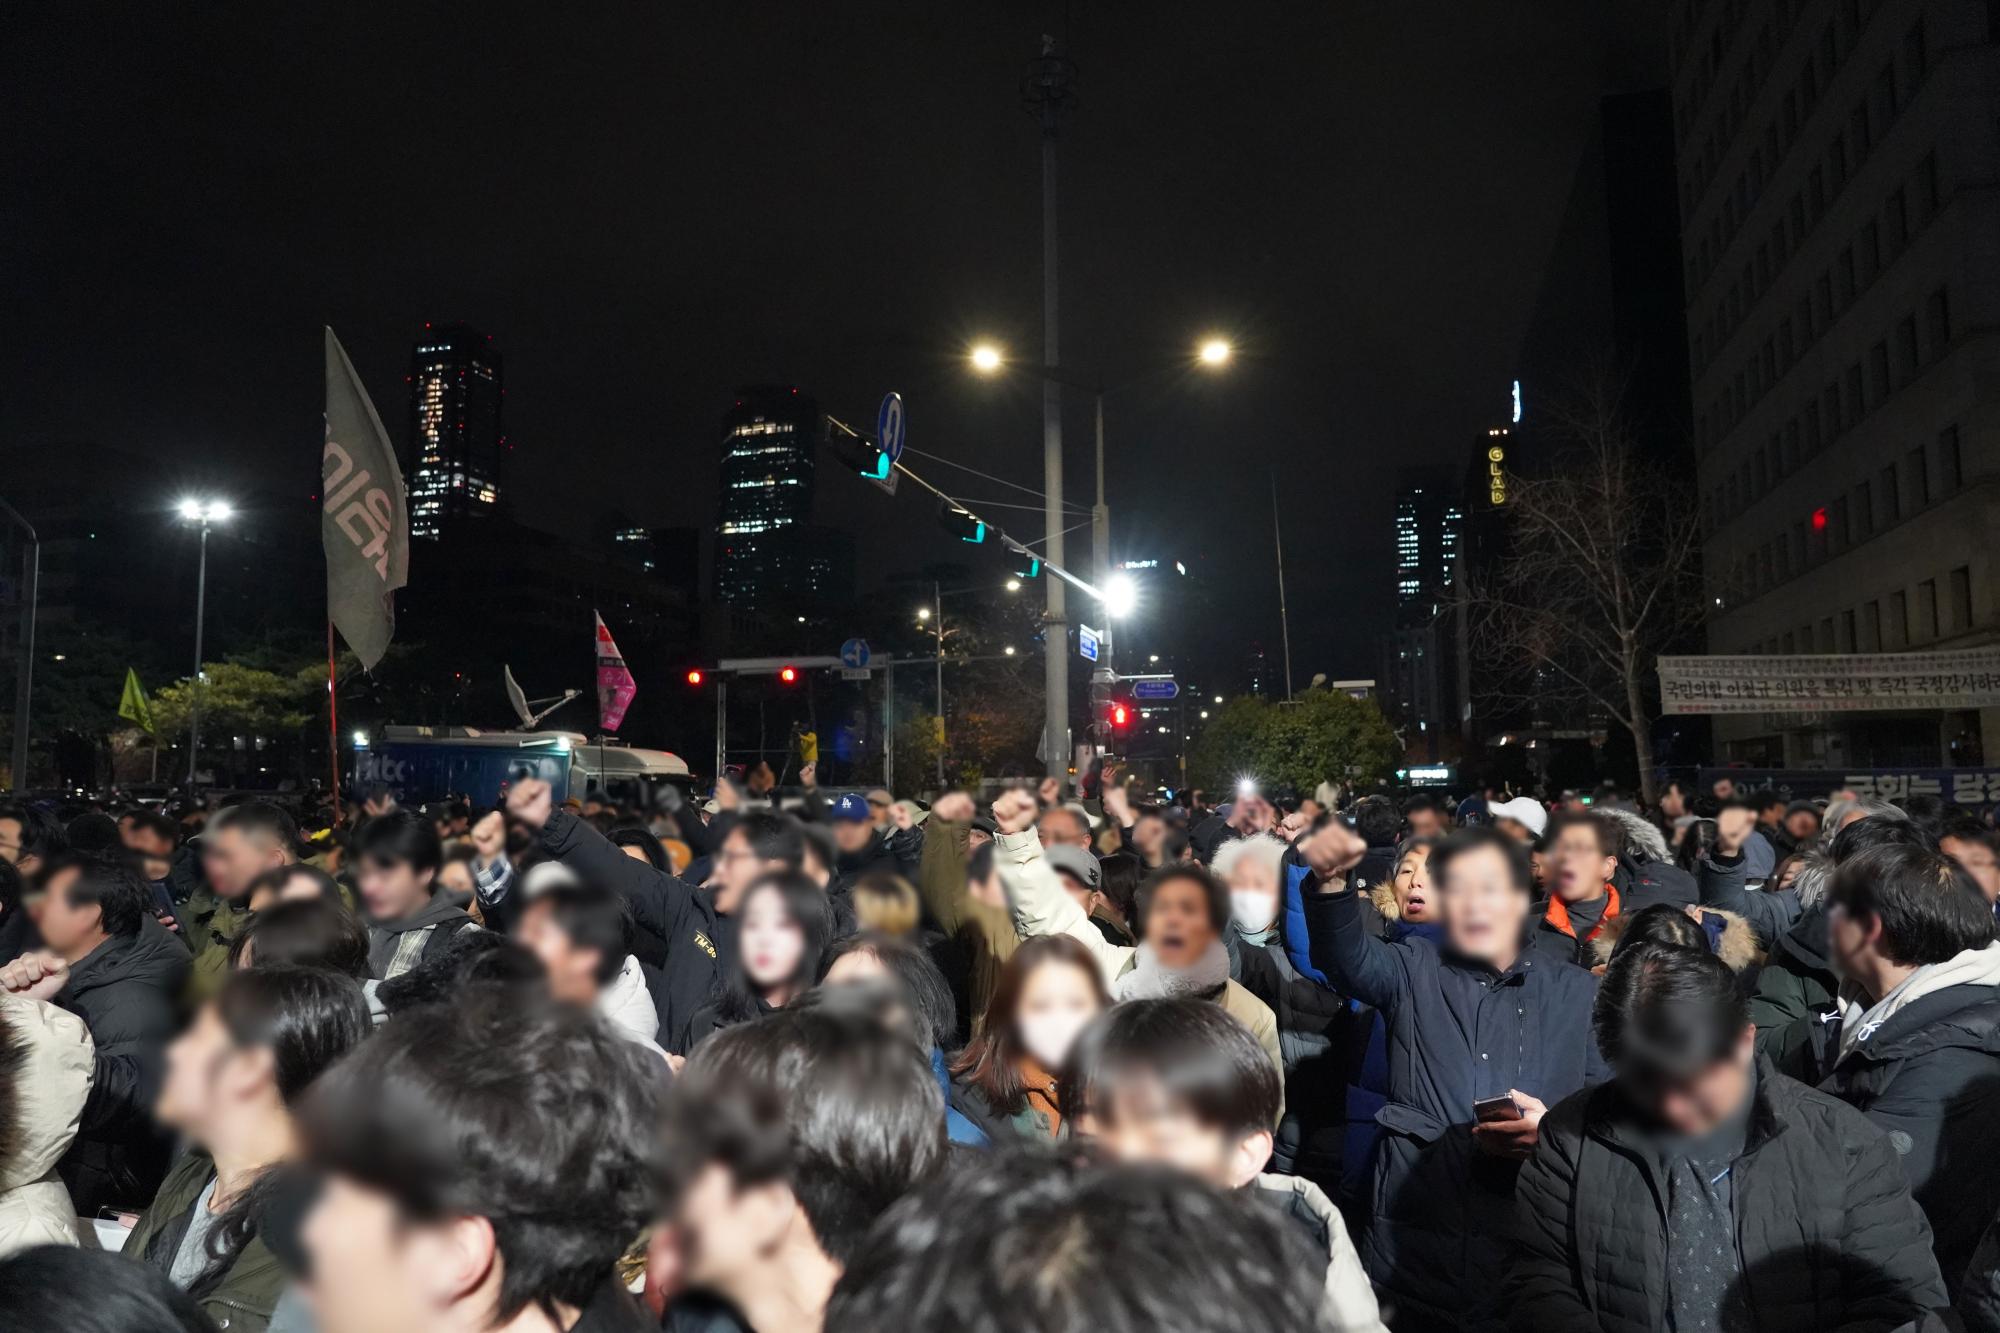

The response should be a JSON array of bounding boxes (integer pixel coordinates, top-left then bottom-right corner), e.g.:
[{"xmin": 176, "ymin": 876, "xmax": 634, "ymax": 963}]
[
  {"xmin": 1077, "ymin": 624, "xmax": 1100, "ymax": 663},
  {"xmin": 1133, "ymin": 679, "xmax": 1179, "ymax": 700},
  {"xmin": 875, "ymin": 392, "xmax": 906, "ymax": 464},
  {"xmin": 839, "ymin": 638, "xmax": 871, "ymax": 670}
]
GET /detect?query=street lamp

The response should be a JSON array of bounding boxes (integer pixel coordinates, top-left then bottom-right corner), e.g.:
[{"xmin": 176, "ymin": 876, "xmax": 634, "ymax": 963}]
[
  {"xmin": 1005, "ymin": 578, "xmax": 1021, "ymax": 592},
  {"xmin": 969, "ymin": 343, "xmax": 1004, "ymax": 374},
  {"xmin": 1198, "ymin": 338, "xmax": 1233, "ymax": 366},
  {"xmin": 915, "ymin": 606, "xmax": 932, "ymax": 621},
  {"xmin": 177, "ymin": 497, "xmax": 231, "ymax": 787}
]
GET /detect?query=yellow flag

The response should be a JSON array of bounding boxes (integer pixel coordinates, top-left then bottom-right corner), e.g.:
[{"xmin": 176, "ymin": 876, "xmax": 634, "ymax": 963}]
[
  {"xmin": 118, "ymin": 668, "xmax": 154, "ymax": 735},
  {"xmin": 797, "ymin": 729, "xmax": 819, "ymax": 764}
]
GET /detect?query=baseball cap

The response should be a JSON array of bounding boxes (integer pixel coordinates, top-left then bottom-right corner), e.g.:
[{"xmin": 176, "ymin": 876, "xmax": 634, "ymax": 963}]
[
  {"xmin": 1045, "ymin": 845, "xmax": 1102, "ymax": 891},
  {"xmin": 829, "ymin": 793, "xmax": 872, "ymax": 822},
  {"xmin": 1489, "ymin": 797, "xmax": 1548, "ymax": 838}
]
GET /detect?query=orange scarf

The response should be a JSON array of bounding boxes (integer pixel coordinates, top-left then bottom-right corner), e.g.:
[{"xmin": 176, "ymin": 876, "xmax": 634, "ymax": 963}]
[
  {"xmin": 1017, "ymin": 1056, "xmax": 1063, "ymax": 1138},
  {"xmin": 1544, "ymin": 883, "xmax": 1621, "ymax": 943}
]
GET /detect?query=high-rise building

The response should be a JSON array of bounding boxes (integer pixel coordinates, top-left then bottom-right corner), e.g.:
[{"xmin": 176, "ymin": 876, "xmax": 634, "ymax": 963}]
[
  {"xmin": 406, "ymin": 323, "xmax": 504, "ymax": 540},
  {"xmin": 1378, "ymin": 469, "xmax": 1464, "ymax": 761},
  {"xmin": 713, "ymin": 386, "xmax": 853, "ymax": 612},
  {"xmin": 1392, "ymin": 470, "xmax": 1463, "ymax": 609},
  {"xmin": 1674, "ymin": 0, "xmax": 2000, "ymax": 767}
]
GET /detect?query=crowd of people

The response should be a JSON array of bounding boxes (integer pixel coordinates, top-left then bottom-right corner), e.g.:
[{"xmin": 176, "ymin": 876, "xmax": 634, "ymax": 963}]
[{"xmin": 0, "ymin": 766, "xmax": 1997, "ymax": 1331}]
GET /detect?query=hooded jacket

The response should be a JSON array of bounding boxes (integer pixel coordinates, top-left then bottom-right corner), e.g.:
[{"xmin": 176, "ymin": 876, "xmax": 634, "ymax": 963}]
[
  {"xmin": 1250, "ymin": 1172, "xmax": 1389, "ymax": 1333},
  {"xmin": 1299, "ymin": 877, "xmax": 1604, "ymax": 1331},
  {"xmin": 914, "ymin": 818, "xmax": 1017, "ymax": 1038},
  {"xmin": 995, "ymin": 830, "xmax": 1284, "ymax": 1100},
  {"xmin": 0, "ymin": 995, "xmax": 92, "ymax": 1257},
  {"xmin": 1507, "ymin": 1058, "xmax": 1948, "ymax": 1332},
  {"xmin": 1752, "ymin": 907, "xmax": 1838, "ymax": 1071},
  {"xmin": 54, "ymin": 916, "xmax": 190, "ymax": 1216},
  {"xmin": 529, "ymin": 809, "xmax": 723, "ymax": 1054},
  {"xmin": 365, "ymin": 892, "xmax": 478, "ymax": 980},
  {"xmin": 1805, "ymin": 941, "xmax": 2000, "ymax": 1298}
]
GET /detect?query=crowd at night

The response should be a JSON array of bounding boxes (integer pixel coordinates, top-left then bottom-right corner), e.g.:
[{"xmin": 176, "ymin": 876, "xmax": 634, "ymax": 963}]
[{"xmin": 7, "ymin": 1, "xmax": 2000, "ymax": 1330}]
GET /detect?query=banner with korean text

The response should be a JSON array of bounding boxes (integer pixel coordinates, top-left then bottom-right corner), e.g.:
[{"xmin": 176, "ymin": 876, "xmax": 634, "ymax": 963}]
[{"xmin": 1659, "ymin": 648, "xmax": 2000, "ymax": 715}]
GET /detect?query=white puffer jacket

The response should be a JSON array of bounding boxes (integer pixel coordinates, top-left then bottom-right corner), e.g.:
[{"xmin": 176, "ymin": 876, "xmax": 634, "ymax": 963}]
[{"xmin": 0, "ymin": 993, "xmax": 94, "ymax": 1257}]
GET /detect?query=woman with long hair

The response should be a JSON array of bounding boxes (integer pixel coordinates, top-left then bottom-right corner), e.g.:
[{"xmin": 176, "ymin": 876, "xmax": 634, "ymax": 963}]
[
  {"xmin": 946, "ymin": 934, "xmax": 1109, "ymax": 1143},
  {"xmin": 679, "ymin": 871, "xmax": 832, "ymax": 1051}
]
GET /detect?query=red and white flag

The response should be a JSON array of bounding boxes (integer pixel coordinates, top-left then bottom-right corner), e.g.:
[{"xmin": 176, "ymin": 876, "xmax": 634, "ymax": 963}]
[{"xmin": 594, "ymin": 611, "xmax": 637, "ymax": 732}]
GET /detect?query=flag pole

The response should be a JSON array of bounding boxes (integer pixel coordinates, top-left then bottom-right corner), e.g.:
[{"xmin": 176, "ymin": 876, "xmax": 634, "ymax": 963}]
[{"xmin": 327, "ymin": 620, "xmax": 342, "ymax": 825}]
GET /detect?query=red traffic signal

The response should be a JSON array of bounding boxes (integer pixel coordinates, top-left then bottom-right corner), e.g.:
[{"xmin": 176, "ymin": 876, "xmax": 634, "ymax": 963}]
[
  {"xmin": 685, "ymin": 669, "xmax": 704, "ymax": 687},
  {"xmin": 1110, "ymin": 700, "xmax": 1132, "ymax": 730},
  {"xmin": 779, "ymin": 665, "xmax": 799, "ymax": 684}
]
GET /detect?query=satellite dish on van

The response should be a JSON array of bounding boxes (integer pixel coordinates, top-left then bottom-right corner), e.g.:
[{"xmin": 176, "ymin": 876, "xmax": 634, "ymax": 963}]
[{"xmin": 504, "ymin": 665, "xmax": 582, "ymax": 729}]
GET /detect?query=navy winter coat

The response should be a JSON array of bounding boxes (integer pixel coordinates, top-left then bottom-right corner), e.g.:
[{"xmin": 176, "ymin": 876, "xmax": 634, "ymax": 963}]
[{"xmin": 1301, "ymin": 884, "xmax": 1604, "ymax": 1330}]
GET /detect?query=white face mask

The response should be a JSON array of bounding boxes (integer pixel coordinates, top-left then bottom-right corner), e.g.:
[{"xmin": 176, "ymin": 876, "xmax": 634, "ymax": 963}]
[
  {"xmin": 1017, "ymin": 1010, "xmax": 1093, "ymax": 1070},
  {"xmin": 1231, "ymin": 889, "xmax": 1279, "ymax": 935}
]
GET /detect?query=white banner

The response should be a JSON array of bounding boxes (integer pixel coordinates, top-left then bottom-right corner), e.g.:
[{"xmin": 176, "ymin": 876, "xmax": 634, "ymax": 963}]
[{"xmin": 1659, "ymin": 648, "xmax": 2000, "ymax": 715}]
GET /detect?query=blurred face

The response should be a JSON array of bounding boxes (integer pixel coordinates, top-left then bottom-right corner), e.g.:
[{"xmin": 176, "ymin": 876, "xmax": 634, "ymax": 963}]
[
  {"xmin": 156, "ymin": 1004, "xmax": 267, "ymax": 1139},
  {"xmin": 436, "ymin": 860, "xmax": 476, "ymax": 898},
  {"xmin": 867, "ymin": 796, "xmax": 893, "ymax": 828},
  {"xmin": 1405, "ymin": 806, "xmax": 1445, "ymax": 839},
  {"xmin": 1494, "ymin": 817, "xmax": 1536, "ymax": 845},
  {"xmin": 1057, "ymin": 870, "xmax": 1096, "ymax": 916},
  {"xmin": 35, "ymin": 866, "xmax": 101, "ymax": 956},
  {"xmin": 832, "ymin": 819, "xmax": 874, "ymax": 854},
  {"xmin": 1391, "ymin": 846, "xmax": 1436, "ymax": 922},
  {"xmin": 356, "ymin": 855, "xmax": 434, "ymax": 922},
  {"xmin": 1225, "ymin": 853, "xmax": 1279, "ymax": 936},
  {"xmin": 1438, "ymin": 844, "xmax": 1528, "ymax": 967},
  {"xmin": 516, "ymin": 901, "xmax": 603, "ymax": 1005},
  {"xmin": 967, "ymin": 826, "xmax": 993, "ymax": 852},
  {"xmin": 1081, "ymin": 1079, "xmax": 1269, "ymax": 1191},
  {"xmin": 1711, "ymin": 778, "xmax": 1736, "ymax": 802},
  {"xmin": 1942, "ymin": 836, "xmax": 2000, "ymax": 905},
  {"xmin": 822, "ymin": 946, "xmax": 888, "ymax": 986},
  {"xmin": 711, "ymin": 829, "xmax": 778, "ymax": 914},
  {"xmin": 1636, "ymin": 1028, "xmax": 1755, "ymax": 1137},
  {"xmin": 203, "ymin": 826, "xmax": 290, "ymax": 900},
  {"xmin": 738, "ymin": 887, "xmax": 806, "ymax": 991},
  {"xmin": 1549, "ymin": 824, "xmax": 1617, "ymax": 903},
  {"xmin": 0, "ymin": 817, "xmax": 26, "ymax": 871},
  {"xmin": 676, "ymin": 1164, "xmax": 791, "ymax": 1293},
  {"xmin": 1132, "ymin": 814, "xmax": 1167, "ymax": 859},
  {"xmin": 968, "ymin": 864, "xmax": 1005, "ymax": 911},
  {"xmin": 1142, "ymin": 876, "xmax": 1218, "ymax": 970},
  {"xmin": 620, "ymin": 843, "xmax": 653, "ymax": 865},
  {"xmin": 1785, "ymin": 809, "xmax": 1820, "ymax": 840},
  {"xmin": 1038, "ymin": 808, "xmax": 1089, "ymax": 850},
  {"xmin": 1659, "ymin": 786, "xmax": 1688, "ymax": 819},
  {"xmin": 124, "ymin": 825, "xmax": 175, "ymax": 881},
  {"xmin": 304, "ymin": 1176, "xmax": 471, "ymax": 1333},
  {"xmin": 1013, "ymin": 959, "xmax": 1103, "ymax": 1069},
  {"xmin": 1825, "ymin": 901, "xmax": 1875, "ymax": 982}
]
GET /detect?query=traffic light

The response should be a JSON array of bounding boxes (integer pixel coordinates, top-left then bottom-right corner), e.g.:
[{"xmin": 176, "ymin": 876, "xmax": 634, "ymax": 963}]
[
  {"xmin": 937, "ymin": 500, "xmax": 986, "ymax": 544},
  {"xmin": 821, "ymin": 415, "xmax": 889, "ymax": 480},
  {"xmin": 1109, "ymin": 697, "xmax": 1134, "ymax": 732},
  {"xmin": 778, "ymin": 665, "xmax": 799, "ymax": 684},
  {"xmin": 685, "ymin": 668, "xmax": 705, "ymax": 687},
  {"xmin": 1014, "ymin": 554, "xmax": 1041, "ymax": 579}
]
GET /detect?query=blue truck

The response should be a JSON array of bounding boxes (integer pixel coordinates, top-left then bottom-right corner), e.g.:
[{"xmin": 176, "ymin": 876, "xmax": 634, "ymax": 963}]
[{"xmin": 353, "ymin": 726, "xmax": 696, "ymax": 809}]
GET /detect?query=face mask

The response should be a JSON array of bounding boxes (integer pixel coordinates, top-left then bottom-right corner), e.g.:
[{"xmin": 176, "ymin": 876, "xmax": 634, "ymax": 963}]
[
  {"xmin": 1231, "ymin": 889, "xmax": 1279, "ymax": 935},
  {"xmin": 1018, "ymin": 1010, "xmax": 1092, "ymax": 1070}
]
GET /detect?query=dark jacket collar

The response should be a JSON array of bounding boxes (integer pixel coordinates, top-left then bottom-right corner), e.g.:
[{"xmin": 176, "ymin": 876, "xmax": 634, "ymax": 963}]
[{"xmin": 1588, "ymin": 1056, "xmax": 1791, "ymax": 1159}]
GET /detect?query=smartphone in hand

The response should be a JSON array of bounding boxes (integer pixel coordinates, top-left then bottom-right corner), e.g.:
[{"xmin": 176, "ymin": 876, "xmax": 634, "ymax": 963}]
[{"xmin": 1472, "ymin": 1095, "xmax": 1523, "ymax": 1123}]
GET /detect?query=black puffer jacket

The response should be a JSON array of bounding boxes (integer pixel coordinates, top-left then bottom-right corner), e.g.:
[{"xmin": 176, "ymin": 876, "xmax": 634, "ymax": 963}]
[
  {"xmin": 1804, "ymin": 975, "xmax": 2000, "ymax": 1300},
  {"xmin": 1228, "ymin": 924, "xmax": 1358, "ymax": 1191},
  {"xmin": 1965, "ymin": 1208, "xmax": 2000, "ymax": 1333},
  {"xmin": 54, "ymin": 917, "xmax": 191, "ymax": 1215},
  {"xmin": 1507, "ymin": 1059, "xmax": 1948, "ymax": 1332}
]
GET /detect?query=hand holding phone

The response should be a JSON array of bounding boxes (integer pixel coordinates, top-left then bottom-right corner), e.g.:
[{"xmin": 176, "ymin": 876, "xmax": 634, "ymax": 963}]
[{"xmin": 1472, "ymin": 1095, "xmax": 1522, "ymax": 1123}]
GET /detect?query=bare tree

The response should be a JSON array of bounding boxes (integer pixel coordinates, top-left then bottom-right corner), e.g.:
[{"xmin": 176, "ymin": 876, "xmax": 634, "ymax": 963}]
[{"xmin": 1466, "ymin": 381, "xmax": 1704, "ymax": 806}]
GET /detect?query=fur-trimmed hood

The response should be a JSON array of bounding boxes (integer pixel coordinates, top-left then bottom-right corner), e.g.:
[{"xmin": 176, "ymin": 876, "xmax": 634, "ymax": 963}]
[
  {"xmin": 1597, "ymin": 807, "xmax": 1670, "ymax": 865},
  {"xmin": 1588, "ymin": 907, "xmax": 1762, "ymax": 972}
]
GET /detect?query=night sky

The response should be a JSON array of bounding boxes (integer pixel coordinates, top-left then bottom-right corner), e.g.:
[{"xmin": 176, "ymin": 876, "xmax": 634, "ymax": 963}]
[{"xmin": 7, "ymin": 1, "xmax": 1664, "ymax": 681}]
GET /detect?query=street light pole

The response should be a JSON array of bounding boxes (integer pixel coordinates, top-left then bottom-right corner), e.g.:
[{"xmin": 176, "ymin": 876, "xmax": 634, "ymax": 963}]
[
  {"xmin": 0, "ymin": 497, "xmax": 38, "ymax": 791},
  {"xmin": 188, "ymin": 519, "xmax": 210, "ymax": 787},
  {"xmin": 933, "ymin": 579, "xmax": 946, "ymax": 788},
  {"xmin": 1027, "ymin": 37, "xmax": 1075, "ymax": 790},
  {"xmin": 178, "ymin": 498, "xmax": 231, "ymax": 789}
]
